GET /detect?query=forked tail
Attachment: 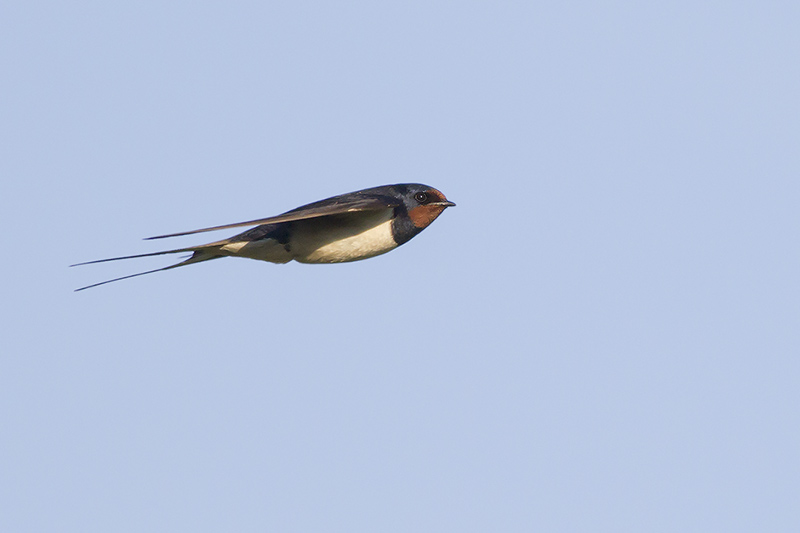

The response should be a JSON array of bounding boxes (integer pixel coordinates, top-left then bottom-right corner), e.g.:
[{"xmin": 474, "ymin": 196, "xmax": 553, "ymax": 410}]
[{"xmin": 71, "ymin": 246, "xmax": 220, "ymax": 291}]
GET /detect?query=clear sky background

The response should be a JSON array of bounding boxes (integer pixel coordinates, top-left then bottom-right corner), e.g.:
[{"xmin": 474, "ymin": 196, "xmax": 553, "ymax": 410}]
[{"xmin": 2, "ymin": 1, "xmax": 799, "ymax": 531}]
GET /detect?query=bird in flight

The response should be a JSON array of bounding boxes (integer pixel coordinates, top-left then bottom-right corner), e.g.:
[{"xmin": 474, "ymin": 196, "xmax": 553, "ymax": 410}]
[{"xmin": 72, "ymin": 183, "xmax": 455, "ymax": 291}]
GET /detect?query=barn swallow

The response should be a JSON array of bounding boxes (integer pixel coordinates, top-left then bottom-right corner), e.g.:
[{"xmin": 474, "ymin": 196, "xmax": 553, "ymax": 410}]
[{"xmin": 72, "ymin": 183, "xmax": 455, "ymax": 291}]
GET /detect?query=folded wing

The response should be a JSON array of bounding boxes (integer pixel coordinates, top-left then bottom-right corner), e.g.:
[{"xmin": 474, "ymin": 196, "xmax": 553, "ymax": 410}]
[{"xmin": 145, "ymin": 195, "xmax": 400, "ymax": 240}]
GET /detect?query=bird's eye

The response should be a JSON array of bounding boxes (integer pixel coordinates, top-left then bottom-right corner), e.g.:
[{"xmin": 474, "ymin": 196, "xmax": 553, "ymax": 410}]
[{"xmin": 414, "ymin": 192, "xmax": 429, "ymax": 204}]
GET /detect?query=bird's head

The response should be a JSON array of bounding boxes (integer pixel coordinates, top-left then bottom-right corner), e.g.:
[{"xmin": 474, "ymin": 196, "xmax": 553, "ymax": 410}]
[{"xmin": 399, "ymin": 184, "xmax": 456, "ymax": 230}]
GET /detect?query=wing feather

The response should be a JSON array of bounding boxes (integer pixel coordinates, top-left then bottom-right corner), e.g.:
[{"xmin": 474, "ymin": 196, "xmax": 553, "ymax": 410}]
[{"xmin": 145, "ymin": 195, "xmax": 399, "ymax": 240}]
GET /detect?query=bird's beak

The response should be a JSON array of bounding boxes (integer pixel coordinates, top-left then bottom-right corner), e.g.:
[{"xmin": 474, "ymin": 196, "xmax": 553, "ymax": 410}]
[{"xmin": 433, "ymin": 201, "xmax": 456, "ymax": 207}]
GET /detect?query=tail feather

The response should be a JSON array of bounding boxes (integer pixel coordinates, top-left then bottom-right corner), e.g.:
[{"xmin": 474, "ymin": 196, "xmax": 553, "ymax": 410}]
[
  {"xmin": 70, "ymin": 246, "xmax": 200, "ymax": 267},
  {"xmin": 72, "ymin": 248, "xmax": 220, "ymax": 291}
]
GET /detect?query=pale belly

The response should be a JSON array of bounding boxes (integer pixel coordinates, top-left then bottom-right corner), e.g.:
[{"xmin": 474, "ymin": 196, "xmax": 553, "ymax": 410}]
[
  {"xmin": 216, "ymin": 209, "xmax": 398, "ymax": 264},
  {"xmin": 219, "ymin": 238, "xmax": 293, "ymax": 263},
  {"xmin": 292, "ymin": 210, "xmax": 398, "ymax": 263}
]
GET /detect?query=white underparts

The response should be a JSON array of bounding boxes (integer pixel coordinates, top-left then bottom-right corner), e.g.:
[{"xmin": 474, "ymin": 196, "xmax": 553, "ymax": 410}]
[
  {"xmin": 293, "ymin": 210, "xmax": 398, "ymax": 263},
  {"xmin": 219, "ymin": 239, "xmax": 292, "ymax": 264},
  {"xmin": 215, "ymin": 209, "xmax": 398, "ymax": 265}
]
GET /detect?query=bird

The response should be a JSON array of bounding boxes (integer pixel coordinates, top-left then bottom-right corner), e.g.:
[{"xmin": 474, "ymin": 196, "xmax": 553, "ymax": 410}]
[{"xmin": 72, "ymin": 183, "xmax": 455, "ymax": 291}]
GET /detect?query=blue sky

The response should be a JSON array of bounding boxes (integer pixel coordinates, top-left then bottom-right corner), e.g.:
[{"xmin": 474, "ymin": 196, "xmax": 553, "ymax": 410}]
[{"xmin": 3, "ymin": 1, "xmax": 799, "ymax": 531}]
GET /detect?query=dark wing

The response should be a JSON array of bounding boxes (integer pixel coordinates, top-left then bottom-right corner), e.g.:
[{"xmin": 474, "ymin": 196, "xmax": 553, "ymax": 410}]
[{"xmin": 146, "ymin": 192, "xmax": 401, "ymax": 240}]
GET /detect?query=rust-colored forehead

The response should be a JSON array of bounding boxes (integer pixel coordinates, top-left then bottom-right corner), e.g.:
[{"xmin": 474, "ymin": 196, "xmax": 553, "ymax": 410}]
[{"xmin": 426, "ymin": 188, "xmax": 448, "ymax": 202}]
